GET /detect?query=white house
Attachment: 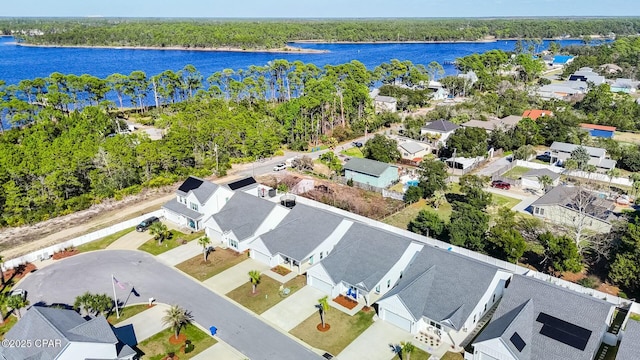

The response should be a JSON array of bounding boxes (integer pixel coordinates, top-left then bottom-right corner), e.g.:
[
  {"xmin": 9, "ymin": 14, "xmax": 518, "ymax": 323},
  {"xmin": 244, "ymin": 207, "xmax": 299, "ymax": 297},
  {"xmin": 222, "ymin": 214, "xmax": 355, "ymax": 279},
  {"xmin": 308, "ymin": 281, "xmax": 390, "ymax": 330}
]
[
  {"xmin": 420, "ymin": 119, "xmax": 459, "ymax": 145},
  {"xmin": 549, "ymin": 141, "xmax": 617, "ymax": 171},
  {"xmin": 377, "ymin": 248, "xmax": 512, "ymax": 349},
  {"xmin": 306, "ymin": 222, "xmax": 423, "ymax": 306},
  {"xmin": 204, "ymin": 190, "xmax": 289, "ymax": 252},
  {"xmin": 0, "ymin": 306, "xmax": 136, "ymax": 360},
  {"xmin": 163, "ymin": 176, "xmax": 233, "ymax": 231},
  {"xmin": 520, "ymin": 168, "xmax": 561, "ymax": 190},
  {"xmin": 398, "ymin": 140, "xmax": 430, "ymax": 163},
  {"xmin": 374, "ymin": 95, "xmax": 398, "ymax": 113},
  {"xmin": 462, "ymin": 115, "xmax": 522, "ymax": 133},
  {"xmin": 428, "ymin": 81, "xmax": 449, "ymax": 100},
  {"xmin": 249, "ymin": 204, "xmax": 352, "ymax": 273},
  {"xmin": 472, "ymin": 275, "xmax": 615, "ymax": 360}
]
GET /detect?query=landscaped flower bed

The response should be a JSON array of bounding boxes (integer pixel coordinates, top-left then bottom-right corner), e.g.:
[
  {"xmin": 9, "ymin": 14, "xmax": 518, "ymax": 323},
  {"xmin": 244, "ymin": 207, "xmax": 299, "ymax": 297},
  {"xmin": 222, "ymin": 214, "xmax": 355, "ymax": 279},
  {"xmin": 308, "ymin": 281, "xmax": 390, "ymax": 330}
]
[
  {"xmin": 333, "ymin": 294, "xmax": 359, "ymax": 310},
  {"xmin": 271, "ymin": 265, "xmax": 292, "ymax": 276},
  {"xmin": 52, "ymin": 248, "xmax": 79, "ymax": 260},
  {"xmin": 3, "ymin": 263, "xmax": 37, "ymax": 283}
]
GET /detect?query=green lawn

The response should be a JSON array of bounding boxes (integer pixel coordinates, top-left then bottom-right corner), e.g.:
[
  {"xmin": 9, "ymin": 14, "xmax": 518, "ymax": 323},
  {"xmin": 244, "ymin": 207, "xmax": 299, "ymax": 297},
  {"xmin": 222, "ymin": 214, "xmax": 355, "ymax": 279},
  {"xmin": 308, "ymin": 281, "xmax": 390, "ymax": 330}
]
[
  {"xmin": 491, "ymin": 193, "xmax": 521, "ymax": 210},
  {"xmin": 502, "ymin": 166, "xmax": 531, "ymax": 180},
  {"xmin": 290, "ymin": 310, "xmax": 375, "ymax": 356},
  {"xmin": 226, "ymin": 275, "xmax": 306, "ymax": 314},
  {"xmin": 176, "ymin": 249, "xmax": 248, "ymax": 281},
  {"xmin": 383, "ymin": 198, "xmax": 453, "ymax": 230},
  {"xmin": 440, "ymin": 352, "xmax": 465, "ymax": 360},
  {"xmin": 136, "ymin": 323, "xmax": 216, "ymax": 360},
  {"xmin": 107, "ymin": 304, "xmax": 152, "ymax": 325},
  {"xmin": 138, "ymin": 229, "xmax": 204, "ymax": 256},
  {"xmin": 76, "ymin": 227, "xmax": 135, "ymax": 253},
  {"xmin": 340, "ymin": 147, "xmax": 364, "ymax": 158},
  {"xmin": 0, "ymin": 316, "xmax": 17, "ymax": 340},
  {"xmin": 393, "ymin": 347, "xmax": 431, "ymax": 359}
]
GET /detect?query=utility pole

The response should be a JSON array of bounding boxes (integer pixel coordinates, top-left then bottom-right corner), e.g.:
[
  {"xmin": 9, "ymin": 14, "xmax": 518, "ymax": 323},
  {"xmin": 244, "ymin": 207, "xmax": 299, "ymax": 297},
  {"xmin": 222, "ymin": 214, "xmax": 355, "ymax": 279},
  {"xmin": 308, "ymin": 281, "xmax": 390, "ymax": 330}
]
[{"xmin": 214, "ymin": 143, "xmax": 219, "ymax": 176}]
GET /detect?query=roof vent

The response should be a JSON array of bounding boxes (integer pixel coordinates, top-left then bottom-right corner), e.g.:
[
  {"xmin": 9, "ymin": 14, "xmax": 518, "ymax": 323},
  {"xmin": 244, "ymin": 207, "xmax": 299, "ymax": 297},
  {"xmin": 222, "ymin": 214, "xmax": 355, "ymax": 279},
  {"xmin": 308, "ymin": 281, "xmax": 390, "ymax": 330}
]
[{"xmin": 280, "ymin": 194, "xmax": 296, "ymax": 208}]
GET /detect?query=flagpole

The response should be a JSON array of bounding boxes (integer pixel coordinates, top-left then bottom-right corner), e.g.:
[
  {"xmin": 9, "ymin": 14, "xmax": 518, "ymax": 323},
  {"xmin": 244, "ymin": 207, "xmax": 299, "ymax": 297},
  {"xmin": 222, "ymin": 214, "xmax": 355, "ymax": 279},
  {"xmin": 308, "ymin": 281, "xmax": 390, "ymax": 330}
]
[{"xmin": 111, "ymin": 274, "xmax": 120, "ymax": 319}]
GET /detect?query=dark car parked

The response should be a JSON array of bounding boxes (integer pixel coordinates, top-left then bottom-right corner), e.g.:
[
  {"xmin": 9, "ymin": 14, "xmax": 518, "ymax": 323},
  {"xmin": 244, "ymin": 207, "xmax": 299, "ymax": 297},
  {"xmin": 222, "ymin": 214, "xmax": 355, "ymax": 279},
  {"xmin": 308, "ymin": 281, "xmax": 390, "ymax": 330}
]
[
  {"xmin": 491, "ymin": 180, "xmax": 511, "ymax": 190},
  {"xmin": 136, "ymin": 216, "xmax": 160, "ymax": 232},
  {"xmin": 352, "ymin": 141, "xmax": 363, "ymax": 147}
]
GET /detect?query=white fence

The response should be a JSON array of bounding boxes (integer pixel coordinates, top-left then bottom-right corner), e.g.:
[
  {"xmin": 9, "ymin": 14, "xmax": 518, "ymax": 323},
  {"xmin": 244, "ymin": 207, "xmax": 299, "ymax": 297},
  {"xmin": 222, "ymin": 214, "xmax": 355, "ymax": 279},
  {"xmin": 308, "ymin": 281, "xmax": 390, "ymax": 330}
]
[
  {"xmin": 515, "ymin": 160, "xmax": 632, "ymax": 187},
  {"xmin": 3, "ymin": 209, "xmax": 164, "ymax": 270},
  {"xmin": 382, "ymin": 189, "xmax": 404, "ymax": 201}
]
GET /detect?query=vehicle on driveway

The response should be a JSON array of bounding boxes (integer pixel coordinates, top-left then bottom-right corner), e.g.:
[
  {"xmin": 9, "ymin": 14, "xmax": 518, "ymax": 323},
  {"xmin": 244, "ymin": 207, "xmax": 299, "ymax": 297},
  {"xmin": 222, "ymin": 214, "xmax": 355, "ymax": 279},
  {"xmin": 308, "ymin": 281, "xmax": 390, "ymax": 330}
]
[
  {"xmin": 491, "ymin": 180, "xmax": 511, "ymax": 190},
  {"xmin": 352, "ymin": 141, "xmax": 363, "ymax": 147},
  {"xmin": 136, "ymin": 216, "xmax": 160, "ymax": 232},
  {"xmin": 273, "ymin": 163, "xmax": 287, "ymax": 171},
  {"xmin": 10, "ymin": 289, "xmax": 26, "ymax": 300}
]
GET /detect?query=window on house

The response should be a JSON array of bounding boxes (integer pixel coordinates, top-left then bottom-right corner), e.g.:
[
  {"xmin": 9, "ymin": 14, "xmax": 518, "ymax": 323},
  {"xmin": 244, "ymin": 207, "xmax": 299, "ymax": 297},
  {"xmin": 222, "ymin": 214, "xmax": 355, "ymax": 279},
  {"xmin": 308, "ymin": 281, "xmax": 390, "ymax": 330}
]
[
  {"xmin": 229, "ymin": 239, "xmax": 238, "ymax": 249},
  {"xmin": 484, "ymin": 303, "xmax": 487, "ymax": 311},
  {"xmin": 375, "ymin": 285, "xmax": 380, "ymax": 293},
  {"xmin": 190, "ymin": 202, "xmax": 199, "ymax": 211},
  {"xmin": 493, "ymin": 294, "xmax": 496, "ymax": 302},
  {"xmin": 473, "ymin": 315, "xmax": 476, "ymax": 323},
  {"xmin": 387, "ymin": 279, "xmax": 391, "ymax": 288},
  {"xmin": 400, "ymin": 271, "xmax": 403, "ymax": 279}
]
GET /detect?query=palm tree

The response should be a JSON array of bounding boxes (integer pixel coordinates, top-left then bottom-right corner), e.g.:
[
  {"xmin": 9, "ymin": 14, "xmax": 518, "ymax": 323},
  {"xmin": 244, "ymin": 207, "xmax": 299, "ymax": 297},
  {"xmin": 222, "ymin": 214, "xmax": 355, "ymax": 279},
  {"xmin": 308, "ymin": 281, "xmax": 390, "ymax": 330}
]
[
  {"xmin": 537, "ymin": 175, "xmax": 553, "ymax": 193},
  {"xmin": 317, "ymin": 296, "xmax": 329, "ymax": 330},
  {"xmin": 432, "ymin": 191, "xmax": 446, "ymax": 209},
  {"xmin": 149, "ymin": 222, "xmax": 170, "ymax": 246},
  {"xmin": 248, "ymin": 270, "xmax": 261, "ymax": 294},
  {"xmin": 7, "ymin": 295, "xmax": 29, "ymax": 319},
  {"xmin": 607, "ymin": 168, "xmax": 621, "ymax": 192},
  {"xmin": 401, "ymin": 341, "xmax": 416, "ymax": 360},
  {"xmin": 162, "ymin": 305, "xmax": 192, "ymax": 340},
  {"xmin": 198, "ymin": 237, "xmax": 212, "ymax": 262},
  {"xmin": 74, "ymin": 292, "xmax": 93, "ymax": 316},
  {"xmin": 563, "ymin": 159, "xmax": 578, "ymax": 181},
  {"xmin": 90, "ymin": 293, "xmax": 114, "ymax": 316}
]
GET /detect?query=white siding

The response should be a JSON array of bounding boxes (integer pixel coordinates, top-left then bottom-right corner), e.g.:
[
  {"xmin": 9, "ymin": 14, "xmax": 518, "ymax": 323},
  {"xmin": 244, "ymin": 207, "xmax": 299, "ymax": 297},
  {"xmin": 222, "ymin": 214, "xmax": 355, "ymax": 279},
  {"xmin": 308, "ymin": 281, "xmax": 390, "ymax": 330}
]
[
  {"xmin": 473, "ymin": 339, "xmax": 517, "ymax": 360},
  {"xmin": 164, "ymin": 209, "xmax": 185, "ymax": 227},
  {"xmin": 59, "ymin": 342, "xmax": 118, "ymax": 360},
  {"xmin": 378, "ymin": 295, "xmax": 417, "ymax": 333},
  {"xmin": 460, "ymin": 271, "xmax": 512, "ymax": 334},
  {"xmin": 249, "ymin": 238, "xmax": 273, "ymax": 266},
  {"xmin": 306, "ymin": 220, "xmax": 353, "ymax": 265},
  {"xmin": 307, "ymin": 264, "xmax": 337, "ymax": 296},
  {"xmin": 383, "ymin": 308, "xmax": 413, "ymax": 332}
]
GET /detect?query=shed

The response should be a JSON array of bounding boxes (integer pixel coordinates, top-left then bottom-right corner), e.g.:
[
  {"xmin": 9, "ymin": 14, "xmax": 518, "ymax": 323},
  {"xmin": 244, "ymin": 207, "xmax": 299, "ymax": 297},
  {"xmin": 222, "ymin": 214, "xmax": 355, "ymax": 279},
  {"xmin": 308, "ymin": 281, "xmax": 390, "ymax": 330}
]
[{"xmin": 579, "ymin": 123, "xmax": 616, "ymax": 139}]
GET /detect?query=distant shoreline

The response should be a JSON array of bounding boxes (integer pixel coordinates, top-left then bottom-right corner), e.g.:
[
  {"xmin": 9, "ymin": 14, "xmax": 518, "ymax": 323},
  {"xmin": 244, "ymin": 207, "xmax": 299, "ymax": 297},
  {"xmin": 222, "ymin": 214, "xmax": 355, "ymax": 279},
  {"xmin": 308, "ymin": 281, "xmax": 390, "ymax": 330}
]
[
  {"xmin": 291, "ymin": 37, "xmax": 601, "ymax": 45},
  {"xmin": 15, "ymin": 42, "xmax": 330, "ymax": 54}
]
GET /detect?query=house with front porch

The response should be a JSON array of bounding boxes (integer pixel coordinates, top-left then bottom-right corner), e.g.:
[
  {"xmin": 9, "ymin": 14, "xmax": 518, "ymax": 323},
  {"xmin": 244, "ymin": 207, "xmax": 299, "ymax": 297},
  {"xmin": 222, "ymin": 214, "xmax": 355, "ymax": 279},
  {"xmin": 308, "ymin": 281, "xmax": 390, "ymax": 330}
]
[
  {"xmin": 163, "ymin": 176, "xmax": 233, "ymax": 231},
  {"xmin": 204, "ymin": 190, "xmax": 289, "ymax": 252},
  {"xmin": 377, "ymin": 247, "xmax": 512, "ymax": 350},
  {"xmin": 249, "ymin": 204, "xmax": 352, "ymax": 273},
  {"xmin": 306, "ymin": 222, "xmax": 423, "ymax": 307},
  {"xmin": 471, "ymin": 275, "xmax": 615, "ymax": 360},
  {"xmin": 549, "ymin": 141, "xmax": 616, "ymax": 171}
]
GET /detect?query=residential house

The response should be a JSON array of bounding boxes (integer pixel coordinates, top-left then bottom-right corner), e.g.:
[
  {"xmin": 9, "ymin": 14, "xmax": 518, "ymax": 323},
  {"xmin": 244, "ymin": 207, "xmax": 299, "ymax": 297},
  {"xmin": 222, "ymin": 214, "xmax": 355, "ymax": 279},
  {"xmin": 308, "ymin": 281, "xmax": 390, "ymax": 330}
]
[
  {"xmin": 548, "ymin": 141, "xmax": 617, "ymax": 170},
  {"xmin": 343, "ymin": 157, "xmax": 399, "ymax": 188},
  {"xmin": 462, "ymin": 115, "xmax": 522, "ymax": 133},
  {"xmin": 398, "ymin": 140, "xmax": 430, "ymax": 163},
  {"xmin": 163, "ymin": 176, "xmax": 234, "ymax": 231},
  {"xmin": 568, "ymin": 67, "xmax": 605, "ymax": 86},
  {"xmin": 616, "ymin": 319, "xmax": 640, "ymax": 360},
  {"xmin": 529, "ymin": 185, "xmax": 615, "ymax": 234},
  {"xmin": 225, "ymin": 176, "xmax": 259, "ymax": 192},
  {"xmin": 421, "ymin": 119, "xmax": 459, "ymax": 145},
  {"xmin": 580, "ymin": 123, "xmax": 616, "ymax": 139},
  {"xmin": 522, "ymin": 109, "xmax": 553, "ymax": 121},
  {"xmin": 306, "ymin": 222, "xmax": 423, "ymax": 306},
  {"xmin": 377, "ymin": 248, "xmax": 512, "ymax": 349},
  {"xmin": 446, "ymin": 156, "xmax": 484, "ymax": 174},
  {"xmin": 610, "ymin": 78, "xmax": 639, "ymax": 93},
  {"xmin": 249, "ymin": 204, "xmax": 352, "ymax": 273},
  {"xmin": 471, "ymin": 275, "xmax": 615, "ymax": 360},
  {"xmin": 204, "ymin": 190, "xmax": 288, "ymax": 252},
  {"xmin": 520, "ymin": 168, "xmax": 561, "ymax": 190},
  {"xmin": 374, "ymin": 95, "xmax": 398, "ymax": 113},
  {"xmin": 428, "ymin": 81, "xmax": 449, "ymax": 100},
  {"xmin": 0, "ymin": 306, "xmax": 136, "ymax": 360},
  {"xmin": 599, "ymin": 63, "xmax": 623, "ymax": 75},
  {"xmin": 536, "ymin": 83, "xmax": 586, "ymax": 100},
  {"xmin": 458, "ymin": 71, "xmax": 479, "ymax": 85}
]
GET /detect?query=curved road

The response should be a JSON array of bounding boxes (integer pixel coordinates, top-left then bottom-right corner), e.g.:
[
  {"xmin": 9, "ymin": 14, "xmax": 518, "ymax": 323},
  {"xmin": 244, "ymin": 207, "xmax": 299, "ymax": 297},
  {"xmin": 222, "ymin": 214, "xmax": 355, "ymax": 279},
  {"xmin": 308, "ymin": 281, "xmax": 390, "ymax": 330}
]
[{"xmin": 19, "ymin": 250, "xmax": 322, "ymax": 360}]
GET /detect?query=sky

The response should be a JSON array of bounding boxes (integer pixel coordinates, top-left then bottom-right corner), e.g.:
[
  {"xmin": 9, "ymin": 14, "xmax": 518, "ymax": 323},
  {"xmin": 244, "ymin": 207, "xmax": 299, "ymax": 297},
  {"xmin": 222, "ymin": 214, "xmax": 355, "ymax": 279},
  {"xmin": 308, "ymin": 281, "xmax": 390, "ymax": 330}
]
[{"xmin": 3, "ymin": 0, "xmax": 640, "ymax": 18}]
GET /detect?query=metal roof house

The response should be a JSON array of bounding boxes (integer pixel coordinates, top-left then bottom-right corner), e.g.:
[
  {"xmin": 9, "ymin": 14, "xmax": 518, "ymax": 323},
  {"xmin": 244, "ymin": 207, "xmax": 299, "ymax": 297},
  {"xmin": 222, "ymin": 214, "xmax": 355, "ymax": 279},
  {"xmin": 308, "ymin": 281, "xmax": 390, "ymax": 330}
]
[
  {"xmin": 343, "ymin": 157, "xmax": 399, "ymax": 189},
  {"xmin": 376, "ymin": 248, "xmax": 512, "ymax": 350},
  {"xmin": 579, "ymin": 123, "xmax": 616, "ymax": 139},
  {"xmin": 306, "ymin": 222, "xmax": 423, "ymax": 307},
  {"xmin": 471, "ymin": 275, "xmax": 615, "ymax": 360},
  {"xmin": 0, "ymin": 306, "xmax": 136, "ymax": 360},
  {"xmin": 163, "ymin": 176, "xmax": 233, "ymax": 231}
]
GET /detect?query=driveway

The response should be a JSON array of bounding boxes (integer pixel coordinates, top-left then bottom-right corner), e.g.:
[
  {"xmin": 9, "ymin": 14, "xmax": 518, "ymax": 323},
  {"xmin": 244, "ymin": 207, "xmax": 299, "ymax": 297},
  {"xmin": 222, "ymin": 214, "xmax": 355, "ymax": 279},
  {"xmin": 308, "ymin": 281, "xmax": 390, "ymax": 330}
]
[
  {"xmin": 337, "ymin": 321, "xmax": 415, "ymax": 360},
  {"xmin": 156, "ymin": 240, "xmax": 201, "ymax": 266},
  {"xmin": 475, "ymin": 156, "xmax": 511, "ymax": 177},
  {"xmin": 107, "ymin": 229, "xmax": 153, "ymax": 250},
  {"xmin": 191, "ymin": 341, "xmax": 246, "ymax": 360},
  {"xmin": 18, "ymin": 251, "xmax": 322, "ymax": 360},
  {"xmin": 114, "ymin": 303, "xmax": 170, "ymax": 344},
  {"xmin": 485, "ymin": 187, "xmax": 539, "ymax": 214},
  {"xmin": 261, "ymin": 286, "xmax": 326, "ymax": 331},
  {"xmin": 203, "ymin": 258, "xmax": 270, "ymax": 294}
]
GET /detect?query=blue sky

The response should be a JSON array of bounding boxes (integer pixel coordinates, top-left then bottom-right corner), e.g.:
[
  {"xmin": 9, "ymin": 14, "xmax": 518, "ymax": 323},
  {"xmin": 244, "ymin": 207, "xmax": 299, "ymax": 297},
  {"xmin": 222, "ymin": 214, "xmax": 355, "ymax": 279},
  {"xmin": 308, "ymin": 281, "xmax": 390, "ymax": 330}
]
[{"xmin": 3, "ymin": 0, "xmax": 640, "ymax": 18}]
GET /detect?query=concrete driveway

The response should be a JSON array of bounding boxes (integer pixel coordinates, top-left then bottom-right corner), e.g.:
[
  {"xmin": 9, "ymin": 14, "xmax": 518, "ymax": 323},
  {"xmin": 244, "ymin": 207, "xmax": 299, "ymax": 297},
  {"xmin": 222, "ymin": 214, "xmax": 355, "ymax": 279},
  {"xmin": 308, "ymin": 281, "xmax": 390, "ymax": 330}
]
[
  {"xmin": 203, "ymin": 258, "xmax": 270, "ymax": 294},
  {"xmin": 107, "ymin": 229, "xmax": 153, "ymax": 250},
  {"xmin": 337, "ymin": 321, "xmax": 415, "ymax": 360},
  {"xmin": 191, "ymin": 341, "xmax": 246, "ymax": 360},
  {"xmin": 114, "ymin": 303, "xmax": 170, "ymax": 344},
  {"xmin": 156, "ymin": 240, "xmax": 202, "ymax": 266},
  {"xmin": 261, "ymin": 286, "xmax": 326, "ymax": 331},
  {"xmin": 18, "ymin": 251, "xmax": 322, "ymax": 360}
]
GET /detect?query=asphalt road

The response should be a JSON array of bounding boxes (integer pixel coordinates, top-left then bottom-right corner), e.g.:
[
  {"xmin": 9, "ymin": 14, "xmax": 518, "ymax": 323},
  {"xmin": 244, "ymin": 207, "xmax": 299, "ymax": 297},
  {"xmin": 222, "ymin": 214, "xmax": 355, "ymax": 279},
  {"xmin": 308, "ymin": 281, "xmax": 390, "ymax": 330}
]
[{"xmin": 18, "ymin": 251, "xmax": 322, "ymax": 360}]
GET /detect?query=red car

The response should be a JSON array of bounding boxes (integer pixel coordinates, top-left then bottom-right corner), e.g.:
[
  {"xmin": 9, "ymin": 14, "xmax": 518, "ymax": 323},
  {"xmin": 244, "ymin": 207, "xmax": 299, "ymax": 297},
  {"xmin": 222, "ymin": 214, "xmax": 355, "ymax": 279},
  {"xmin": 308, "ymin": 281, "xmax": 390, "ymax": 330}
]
[{"xmin": 491, "ymin": 180, "xmax": 511, "ymax": 190}]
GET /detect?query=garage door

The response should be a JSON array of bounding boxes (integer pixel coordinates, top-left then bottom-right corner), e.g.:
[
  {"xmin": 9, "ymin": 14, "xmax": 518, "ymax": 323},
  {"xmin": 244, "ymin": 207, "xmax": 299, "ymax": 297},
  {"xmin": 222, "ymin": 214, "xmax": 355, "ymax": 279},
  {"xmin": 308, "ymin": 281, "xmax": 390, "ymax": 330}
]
[
  {"xmin": 251, "ymin": 249, "xmax": 271, "ymax": 266},
  {"xmin": 309, "ymin": 276, "xmax": 333, "ymax": 294},
  {"xmin": 383, "ymin": 309, "xmax": 412, "ymax": 332}
]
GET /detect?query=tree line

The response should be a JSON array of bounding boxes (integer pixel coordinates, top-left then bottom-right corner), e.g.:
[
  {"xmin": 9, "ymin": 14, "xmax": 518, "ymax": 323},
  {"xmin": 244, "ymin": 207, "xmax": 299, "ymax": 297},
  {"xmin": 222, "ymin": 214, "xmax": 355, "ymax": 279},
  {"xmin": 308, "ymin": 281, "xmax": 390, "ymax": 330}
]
[{"xmin": 3, "ymin": 18, "xmax": 640, "ymax": 49}]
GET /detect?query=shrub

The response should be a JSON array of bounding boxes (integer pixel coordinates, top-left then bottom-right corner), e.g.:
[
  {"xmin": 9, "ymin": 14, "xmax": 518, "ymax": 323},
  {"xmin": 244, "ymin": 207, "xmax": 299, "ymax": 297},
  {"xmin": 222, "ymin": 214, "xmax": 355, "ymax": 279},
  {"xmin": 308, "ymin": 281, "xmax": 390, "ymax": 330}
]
[
  {"xmin": 403, "ymin": 186, "xmax": 423, "ymax": 204},
  {"xmin": 577, "ymin": 276, "xmax": 600, "ymax": 289},
  {"xmin": 346, "ymin": 178, "xmax": 354, "ymax": 187}
]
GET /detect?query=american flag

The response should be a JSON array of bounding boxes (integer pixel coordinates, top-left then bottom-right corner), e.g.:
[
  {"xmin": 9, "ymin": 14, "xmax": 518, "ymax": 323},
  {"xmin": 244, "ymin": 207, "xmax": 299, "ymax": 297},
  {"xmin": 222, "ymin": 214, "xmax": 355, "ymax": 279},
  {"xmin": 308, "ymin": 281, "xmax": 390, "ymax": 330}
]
[{"xmin": 113, "ymin": 276, "xmax": 126, "ymax": 290}]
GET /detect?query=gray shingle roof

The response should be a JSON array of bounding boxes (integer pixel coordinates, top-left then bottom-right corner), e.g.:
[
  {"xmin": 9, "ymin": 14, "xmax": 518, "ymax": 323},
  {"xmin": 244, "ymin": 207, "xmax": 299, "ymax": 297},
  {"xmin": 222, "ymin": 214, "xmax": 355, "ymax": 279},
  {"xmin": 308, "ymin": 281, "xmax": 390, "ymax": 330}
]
[
  {"xmin": 375, "ymin": 95, "xmax": 397, "ymax": 103},
  {"xmin": 617, "ymin": 319, "xmax": 640, "ymax": 360},
  {"xmin": 344, "ymin": 157, "xmax": 396, "ymax": 177},
  {"xmin": 530, "ymin": 185, "xmax": 615, "ymax": 222},
  {"xmin": 163, "ymin": 198, "xmax": 204, "ymax": 219},
  {"xmin": 0, "ymin": 307, "xmax": 119, "ymax": 360},
  {"xmin": 380, "ymin": 248, "xmax": 499, "ymax": 330},
  {"xmin": 522, "ymin": 168, "xmax": 561, "ymax": 181},
  {"xmin": 399, "ymin": 141, "xmax": 426, "ymax": 155},
  {"xmin": 320, "ymin": 223, "xmax": 413, "ymax": 292},
  {"xmin": 422, "ymin": 119, "xmax": 459, "ymax": 133},
  {"xmin": 550, "ymin": 142, "xmax": 606, "ymax": 158},
  {"xmin": 176, "ymin": 176, "xmax": 218, "ymax": 204},
  {"xmin": 474, "ymin": 275, "xmax": 613, "ymax": 360},
  {"xmin": 211, "ymin": 191, "xmax": 276, "ymax": 240},
  {"xmin": 259, "ymin": 204, "xmax": 346, "ymax": 261}
]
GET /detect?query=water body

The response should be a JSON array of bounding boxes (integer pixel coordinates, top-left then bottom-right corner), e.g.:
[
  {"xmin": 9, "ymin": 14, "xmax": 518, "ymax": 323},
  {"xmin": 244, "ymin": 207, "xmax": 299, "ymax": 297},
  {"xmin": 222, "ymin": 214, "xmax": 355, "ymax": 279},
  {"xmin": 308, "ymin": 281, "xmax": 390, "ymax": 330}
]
[{"xmin": 0, "ymin": 37, "xmax": 587, "ymax": 85}]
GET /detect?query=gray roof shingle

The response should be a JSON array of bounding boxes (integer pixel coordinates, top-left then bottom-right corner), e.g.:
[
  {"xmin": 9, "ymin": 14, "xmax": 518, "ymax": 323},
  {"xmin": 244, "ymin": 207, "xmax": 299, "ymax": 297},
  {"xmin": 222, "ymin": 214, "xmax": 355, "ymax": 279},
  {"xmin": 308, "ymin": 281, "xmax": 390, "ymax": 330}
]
[
  {"xmin": 176, "ymin": 176, "xmax": 219, "ymax": 204},
  {"xmin": 617, "ymin": 319, "xmax": 640, "ymax": 360},
  {"xmin": 399, "ymin": 141, "xmax": 426, "ymax": 155},
  {"xmin": 259, "ymin": 204, "xmax": 346, "ymax": 261},
  {"xmin": 474, "ymin": 275, "xmax": 613, "ymax": 360},
  {"xmin": 522, "ymin": 168, "xmax": 561, "ymax": 181},
  {"xmin": 380, "ymin": 248, "xmax": 499, "ymax": 330},
  {"xmin": 344, "ymin": 157, "xmax": 396, "ymax": 177},
  {"xmin": 320, "ymin": 223, "xmax": 413, "ymax": 292},
  {"xmin": 530, "ymin": 186, "xmax": 614, "ymax": 222},
  {"xmin": 211, "ymin": 191, "xmax": 277, "ymax": 240},
  {"xmin": 422, "ymin": 119, "xmax": 459, "ymax": 133},
  {"xmin": 163, "ymin": 198, "xmax": 204, "ymax": 219},
  {"xmin": 549, "ymin": 142, "xmax": 606, "ymax": 158}
]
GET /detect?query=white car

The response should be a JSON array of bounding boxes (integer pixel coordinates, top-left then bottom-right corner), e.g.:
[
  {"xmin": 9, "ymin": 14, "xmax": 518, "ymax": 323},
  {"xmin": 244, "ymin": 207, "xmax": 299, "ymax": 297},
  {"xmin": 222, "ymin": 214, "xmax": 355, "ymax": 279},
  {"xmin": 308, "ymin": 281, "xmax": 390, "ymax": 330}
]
[
  {"xmin": 10, "ymin": 289, "xmax": 26, "ymax": 300},
  {"xmin": 273, "ymin": 163, "xmax": 287, "ymax": 171}
]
